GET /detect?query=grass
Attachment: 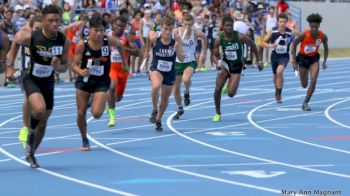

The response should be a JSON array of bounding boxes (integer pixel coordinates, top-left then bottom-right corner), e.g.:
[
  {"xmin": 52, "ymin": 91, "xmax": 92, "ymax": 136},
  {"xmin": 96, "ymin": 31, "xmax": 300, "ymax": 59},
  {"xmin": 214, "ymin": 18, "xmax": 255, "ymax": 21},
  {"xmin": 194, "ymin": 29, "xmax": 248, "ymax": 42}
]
[{"xmin": 319, "ymin": 48, "xmax": 350, "ymax": 58}]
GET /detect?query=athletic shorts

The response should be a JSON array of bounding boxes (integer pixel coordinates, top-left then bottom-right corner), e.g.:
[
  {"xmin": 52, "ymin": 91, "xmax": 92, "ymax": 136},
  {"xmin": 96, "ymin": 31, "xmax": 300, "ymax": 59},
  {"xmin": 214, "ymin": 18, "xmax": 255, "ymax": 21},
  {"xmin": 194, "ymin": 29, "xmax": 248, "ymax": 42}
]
[
  {"xmin": 75, "ymin": 77, "xmax": 111, "ymax": 94},
  {"xmin": 17, "ymin": 70, "xmax": 27, "ymax": 93},
  {"xmin": 175, "ymin": 61, "xmax": 197, "ymax": 76},
  {"xmin": 23, "ymin": 74, "xmax": 54, "ymax": 110},
  {"xmin": 296, "ymin": 53, "xmax": 320, "ymax": 69},
  {"xmin": 222, "ymin": 59, "xmax": 244, "ymax": 74},
  {"xmin": 208, "ymin": 38, "xmax": 214, "ymax": 49},
  {"xmin": 135, "ymin": 39, "xmax": 142, "ymax": 49},
  {"xmin": 271, "ymin": 52, "xmax": 289, "ymax": 74},
  {"xmin": 196, "ymin": 40, "xmax": 202, "ymax": 53},
  {"xmin": 109, "ymin": 63, "xmax": 128, "ymax": 96},
  {"xmin": 150, "ymin": 66, "xmax": 175, "ymax": 86}
]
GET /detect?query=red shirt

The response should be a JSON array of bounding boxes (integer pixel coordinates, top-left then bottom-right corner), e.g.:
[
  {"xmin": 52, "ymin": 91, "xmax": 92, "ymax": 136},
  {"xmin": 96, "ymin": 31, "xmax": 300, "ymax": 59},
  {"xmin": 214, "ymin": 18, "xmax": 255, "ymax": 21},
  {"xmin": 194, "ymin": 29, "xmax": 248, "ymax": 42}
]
[{"xmin": 276, "ymin": 1, "xmax": 289, "ymax": 13}]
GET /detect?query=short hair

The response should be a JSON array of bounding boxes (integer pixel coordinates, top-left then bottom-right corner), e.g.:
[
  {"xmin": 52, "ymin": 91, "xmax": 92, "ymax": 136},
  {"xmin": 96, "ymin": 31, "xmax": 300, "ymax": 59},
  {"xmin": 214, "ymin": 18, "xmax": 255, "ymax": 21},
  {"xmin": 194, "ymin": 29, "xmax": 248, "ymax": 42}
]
[
  {"xmin": 102, "ymin": 12, "xmax": 111, "ymax": 18},
  {"xmin": 30, "ymin": 15, "xmax": 42, "ymax": 28},
  {"xmin": 182, "ymin": 12, "xmax": 194, "ymax": 22},
  {"xmin": 42, "ymin": 5, "xmax": 60, "ymax": 16},
  {"xmin": 307, "ymin": 13, "xmax": 322, "ymax": 24},
  {"xmin": 278, "ymin": 13, "xmax": 289, "ymax": 21},
  {"xmin": 161, "ymin": 15, "xmax": 175, "ymax": 27},
  {"xmin": 116, "ymin": 16, "xmax": 128, "ymax": 24},
  {"xmin": 119, "ymin": 8, "xmax": 128, "ymax": 16},
  {"xmin": 221, "ymin": 15, "xmax": 233, "ymax": 26},
  {"xmin": 89, "ymin": 13, "xmax": 106, "ymax": 28},
  {"xmin": 134, "ymin": 10, "xmax": 143, "ymax": 17}
]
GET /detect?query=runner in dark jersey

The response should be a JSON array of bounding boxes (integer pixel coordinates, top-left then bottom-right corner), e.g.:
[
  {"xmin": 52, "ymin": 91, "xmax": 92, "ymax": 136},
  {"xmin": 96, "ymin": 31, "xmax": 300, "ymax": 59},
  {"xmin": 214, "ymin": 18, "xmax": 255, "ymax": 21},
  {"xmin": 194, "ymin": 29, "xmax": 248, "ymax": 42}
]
[
  {"xmin": 7, "ymin": 16, "xmax": 43, "ymax": 149},
  {"xmin": 212, "ymin": 15, "xmax": 262, "ymax": 122},
  {"xmin": 291, "ymin": 13, "xmax": 329, "ymax": 111},
  {"xmin": 8, "ymin": 5, "xmax": 70, "ymax": 168},
  {"xmin": 144, "ymin": 15, "xmax": 185, "ymax": 131},
  {"xmin": 72, "ymin": 13, "xmax": 127, "ymax": 150}
]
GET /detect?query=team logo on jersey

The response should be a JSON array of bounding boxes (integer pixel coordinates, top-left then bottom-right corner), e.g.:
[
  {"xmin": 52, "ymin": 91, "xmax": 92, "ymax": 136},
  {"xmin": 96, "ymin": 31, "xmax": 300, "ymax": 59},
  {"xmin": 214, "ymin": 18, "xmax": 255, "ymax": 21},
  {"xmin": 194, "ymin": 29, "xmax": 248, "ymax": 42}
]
[
  {"xmin": 226, "ymin": 43, "xmax": 239, "ymax": 50},
  {"xmin": 316, "ymin": 39, "xmax": 322, "ymax": 46},
  {"xmin": 85, "ymin": 51, "xmax": 91, "ymax": 56}
]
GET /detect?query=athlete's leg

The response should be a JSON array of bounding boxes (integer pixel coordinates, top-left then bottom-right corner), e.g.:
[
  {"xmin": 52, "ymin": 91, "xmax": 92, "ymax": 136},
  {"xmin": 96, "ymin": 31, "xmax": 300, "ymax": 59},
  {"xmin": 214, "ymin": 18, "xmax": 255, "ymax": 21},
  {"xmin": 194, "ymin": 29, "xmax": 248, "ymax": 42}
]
[
  {"xmin": 227, "ymin": 73, "xmax": 241, "ymax": 98},
  {"xmin": 299, "ymin": 67, "xmax": 309, "ymax": 88},
  {"xmin": 107, "ymin": 80, "xmax": 117, "ymax": 127},
  {"xmin": 213, "ymin": 68, "xmax": 229, "ymax": 118},
  {"xmin": 275, "ymin": 65, "xmax": 285, "ymax": 103},
  {"xmin": 91, "ymin": 91, "xmax": 108, "ymax": 119},
  {"xmin": 155, "ymin": 84, "xmax": 173, "ymax": 131},
  {"xmin": 182, "ymin": 66, "xmax": 195, "ymax": 106},
  {"xmin": 173, "ymin": 75, "xmax": 182, "ymax": 107},
  {"xmin": 33, "ymin": 110, "xmax": 52, "ymax": 150},
  {"xmin": 149, "ymin": 71, "xmax": 163, "ymax": 123},
  {"xmin": 303, "ymin": 61, "xmax": 320, "ymax": 111},
  {"xmin": 76, "ymin": 89, "xmax": 90, "ymax": 149}
]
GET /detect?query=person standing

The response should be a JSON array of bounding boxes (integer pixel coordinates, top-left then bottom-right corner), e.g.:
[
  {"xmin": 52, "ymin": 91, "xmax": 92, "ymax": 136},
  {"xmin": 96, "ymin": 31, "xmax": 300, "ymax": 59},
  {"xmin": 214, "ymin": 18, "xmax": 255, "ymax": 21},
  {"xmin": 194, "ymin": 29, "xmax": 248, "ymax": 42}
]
[
  {"xmin": 72, "ymin": 13, "xmax": 127, "ymax": 150},
  {"xmin": 144, "ymin": 15, "xmax": 185, "ymax": 131},
  {"xmin": 212, "ymin": 15, "xmax": 262, "ymax": 122},
  {"xmin": 291, "ymin": 13, "xmax": 328, "ymax": 111}
]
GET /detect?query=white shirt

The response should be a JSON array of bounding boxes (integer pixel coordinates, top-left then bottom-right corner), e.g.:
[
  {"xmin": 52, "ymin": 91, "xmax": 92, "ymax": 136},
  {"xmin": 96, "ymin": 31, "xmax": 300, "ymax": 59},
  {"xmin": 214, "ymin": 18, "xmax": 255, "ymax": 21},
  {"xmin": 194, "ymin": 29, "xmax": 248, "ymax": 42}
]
[{"xmin": 234, "ymin": 21, "xmax": 249, "ymax": 34}]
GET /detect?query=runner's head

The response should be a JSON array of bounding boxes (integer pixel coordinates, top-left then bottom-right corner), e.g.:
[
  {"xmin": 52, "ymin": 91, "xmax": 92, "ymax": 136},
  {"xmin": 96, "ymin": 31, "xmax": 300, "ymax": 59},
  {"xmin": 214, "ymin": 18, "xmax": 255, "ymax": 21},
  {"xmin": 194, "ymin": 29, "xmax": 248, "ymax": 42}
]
[
  {"xmin": 182, "ymin": 12, "xmax": 194, "ymax": 31},
  {"xmin": 161, "ymin": 15, "xmax": 175, "ymax": 39},
  {"xmin": 30, "ymin": 15, "xmax": 43, "ymax": 31},
  {"xmin": 113, "ymin": 16, "xmax": 128, "ymax": 36},
  {"xmin": 221, "ymin": 15, "xmax": 234, "ymax": 34},
  {"xmin": 89, "ymin": 13, "xmax": 105, "ymax": 41},
  {"xmin": 307, "ymin": 13, "xmax": 322, "ymax": 31},
  {"xmin": 42, "ymin": 5, "xmax": 60, "ymax": 35},
  {"xmin": 277, "ymin": 13, "xmax": 288, "ymax": 29}
]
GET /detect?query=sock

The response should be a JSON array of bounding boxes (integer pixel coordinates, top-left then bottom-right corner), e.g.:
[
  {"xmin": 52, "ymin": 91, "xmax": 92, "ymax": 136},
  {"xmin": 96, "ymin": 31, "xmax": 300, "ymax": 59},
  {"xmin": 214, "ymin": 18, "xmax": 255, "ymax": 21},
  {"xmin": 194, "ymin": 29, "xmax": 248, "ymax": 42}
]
[
  {"xmin": 275, "ymin": 88, "xmax": 282, "ymax": 97},
  {"xmin": 26, "ymin": 132, "xmax": 36, "ymax": 155},
  {"xmin": 178, "ymin": 106, "xmax": 183, "ymax": 111},
  {"xmin": 108, "ymin": 108, "xmax": 115, "ymax": 119},
  {"xmin": 304, "ymin": 96, "xmax": 310, "ymax": 103},
  {"xmin": 30, "ymin": 116, "xmax": 40, "ymax": 131}
]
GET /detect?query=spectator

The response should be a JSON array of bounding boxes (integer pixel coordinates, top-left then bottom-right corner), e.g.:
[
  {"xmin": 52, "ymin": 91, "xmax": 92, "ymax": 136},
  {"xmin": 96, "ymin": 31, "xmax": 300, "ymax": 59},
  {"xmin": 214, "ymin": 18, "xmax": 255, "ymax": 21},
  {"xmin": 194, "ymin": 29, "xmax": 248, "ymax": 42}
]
[{"xmin": 276, "ymin": 0, "xmax": 289, "ymax": 15}]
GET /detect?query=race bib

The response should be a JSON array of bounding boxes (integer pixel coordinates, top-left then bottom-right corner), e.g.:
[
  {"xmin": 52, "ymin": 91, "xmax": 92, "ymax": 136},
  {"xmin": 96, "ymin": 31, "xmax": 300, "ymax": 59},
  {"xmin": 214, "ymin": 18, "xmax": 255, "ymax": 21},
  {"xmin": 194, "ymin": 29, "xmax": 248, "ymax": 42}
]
[
  {"xmin": 89, "ymin": 65, "xmax": 104, "ymax": 76},
  {"xmin": 111, "ymin": 49, "xmax": 122, "ymax": 63},
  {"xmin": 72, "ymin": 36, "xmax": 79, "ymax": 43},
  {"xmin": 225, "ymin": 51, "xmax": 237, "ymax": 61},
  {"xmin": 101, "ymin": 46, "xmax": 109, "ymax": 56},
  {"xmin": 8, "ymin": 34, "xmax": 13, "ymax": 41},
  {"xmin": 135, "ymin": 30, "xmax": 141, "ymax": 36},
  {"xmin": 304, "ymin": 45, "xmax": 316, "ymax": 54},
  {"xmin": 275, "ymin": 45, "xmax": 287, "ymax": 54},
  {"xmin": 157, "ymin": 60, "xmax": 172, "ymax": 72},
  {"xmin": 24, "ymin": 56, "xmax": 30, "ymax": 69},
  {"xmin": 32, "ymin": 63, "xmax": 53, "ymax": 77},
  {"xmin": 52, "ymin": 46, "xmax": 63, "ymax": 56}
]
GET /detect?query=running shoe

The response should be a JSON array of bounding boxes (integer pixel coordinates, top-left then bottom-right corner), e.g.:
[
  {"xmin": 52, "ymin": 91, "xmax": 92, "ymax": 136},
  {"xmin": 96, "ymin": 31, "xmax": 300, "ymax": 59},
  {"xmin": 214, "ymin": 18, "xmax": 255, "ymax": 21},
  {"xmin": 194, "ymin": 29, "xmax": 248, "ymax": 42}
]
[
  {"xmin": 5, "ymin": 82, "xmax": 16, "ymax": 88},
  {"xmin": 275, "ymin": 95, "xmax": 282, "ymax": 104},
  {"xmin": 80, "ymin": 138, "xmax": 91, "ymax": 151},
  {"xmin": 108, "ymin": 108, "xmax": 116, "ymax": 127},
  {"xmin": 18, "ymin": 126, "xmax": 28, "ymax": 149},
  {"xmin": 184, "ymin": 91, "xmax": 190, "ymax": 106},
  {"xmin": 173, "ymin": 108, "xmax": 184, "ymax": 120},
  {"xmin": 263, "ymin": 62, "xmax": 270, "ymax": 68},
  {"xmin": 221, "ymin": 86, "xmax": 228, "ymax": 95},
  {"xmin": 302, "ymin": 102, "xmax": 311, "ymax": 111},
  {"xmin": 149, "ymin": 110, "xmax": 158, "ymax": 124},
  {"xmin": 212, "ymin": 114, "xmax": 221, "ymax": 122},
  {"xmin": 26, "ymin": 154, "xmax": 40, "ymax": 168},
  {"xmin": 155, "ymin": 120, "xmax": 163, "ymax": 132}
]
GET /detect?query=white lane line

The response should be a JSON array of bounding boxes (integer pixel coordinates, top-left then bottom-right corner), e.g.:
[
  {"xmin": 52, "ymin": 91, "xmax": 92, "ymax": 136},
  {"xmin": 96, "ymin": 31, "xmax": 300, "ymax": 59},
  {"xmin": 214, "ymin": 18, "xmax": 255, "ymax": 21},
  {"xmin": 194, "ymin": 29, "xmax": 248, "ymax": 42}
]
[
  {"xmin": 87, "ymin": 133, "xmax": 282, "ymax": 195},
  {"xmin": 324, "ymin": 98, "xmax": 350, "ymax": 129},
  {"xmin": 167, "ymin": 163, "xmax": 335, "ymax": 168}
]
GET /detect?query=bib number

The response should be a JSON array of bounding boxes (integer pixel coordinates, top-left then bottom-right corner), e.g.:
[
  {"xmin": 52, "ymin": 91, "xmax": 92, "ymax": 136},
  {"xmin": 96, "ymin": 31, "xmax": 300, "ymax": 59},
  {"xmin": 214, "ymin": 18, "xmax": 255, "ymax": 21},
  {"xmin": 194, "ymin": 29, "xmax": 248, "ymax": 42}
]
[
  {"xmin": 225, "ymin": 51, "xmax": 237, "ymax": 61},
  {"xmin": 32, "ymin": 63, "xmax": 53, "ymax": 78},
  {"xmin": 89, "ymin": 65, "xmax": 104, "ymax": 76},
  {"xmin": 52, "ymin": 46, "xmax": 63, "ymax": 56},
  {"xmin": 275, "ymin": 45, "xmax": 287, "ymax": 54},
  {"xmin": 8, "ymin": 34, "xmax": 13, "ymax": 41},
  {"xmin": 111, "ymin": 49, "xmax": 122, "ymax": 63},
  {"xmin": 72, "ymin": 36, "xmax": 79, "ymax": 43},
  {"xmin": 157, "ymin": 60, "xmax": 172, "ymax": 72},
  {"xmin": 304, "ymin": 45, "xmax": 316, "ymax": 54},
  {"xmin": 101, "ymin": 46, "xmax": 109, "ymax": 56}
]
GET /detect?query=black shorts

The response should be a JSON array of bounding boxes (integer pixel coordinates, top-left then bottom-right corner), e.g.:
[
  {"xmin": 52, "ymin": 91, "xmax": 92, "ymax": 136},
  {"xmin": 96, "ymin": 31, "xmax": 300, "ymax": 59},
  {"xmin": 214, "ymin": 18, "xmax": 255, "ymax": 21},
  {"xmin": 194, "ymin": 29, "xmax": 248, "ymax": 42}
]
[
  {"xmin": 271, "ymin": 52, "xmax": 289, "ymax": 74},
  {"xmin": 297, "ymin": 53, "xmax": 320, "ymax": 69},
  {"xmin": 196, "ymin": 40, "xmax": 202, "ymax": 53},
  {"xmin": 149, "ymin": 66, "xmax": 175, "ymax": 86},
  {"xmin": 75, "ymin": 76, "xmax": 111, "ymax": 94},
  {"xmin": 23, "ymin": 74, "xmax": 54, "ymax": 110},
  {"xmin": 223, "ymin": 59, "xmax": 244, "ymax": 74}
]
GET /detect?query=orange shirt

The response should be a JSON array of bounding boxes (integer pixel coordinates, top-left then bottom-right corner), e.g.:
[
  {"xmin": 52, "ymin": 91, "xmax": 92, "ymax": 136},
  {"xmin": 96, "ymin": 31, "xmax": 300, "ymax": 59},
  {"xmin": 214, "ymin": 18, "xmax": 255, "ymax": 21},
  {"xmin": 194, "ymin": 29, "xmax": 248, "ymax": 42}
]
[
  {"xmin": 300, "ymin": 29, "xmax": 323, "ymax": 56},
  {"xmin": 130, "ymin": 19, "xmax": 141, "ymax": 40},
  {"xmin": 67, "ymin": 25, "xmax": 81, "ymax": 52},
  {"xmin": 111, "ymin": 32, "xmax": 129, "ymax": 67}
]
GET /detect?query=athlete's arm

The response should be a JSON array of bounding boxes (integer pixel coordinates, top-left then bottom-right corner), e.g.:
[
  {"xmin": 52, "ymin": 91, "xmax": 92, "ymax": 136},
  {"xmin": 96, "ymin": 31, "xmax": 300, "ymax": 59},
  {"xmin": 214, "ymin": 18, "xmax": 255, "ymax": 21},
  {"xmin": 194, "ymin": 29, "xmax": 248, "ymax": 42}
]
[
  {"xmin": 109, "ymin": 35, "xmax": 128, "ymax": 71},
  {"xmin": 322, "ymin": 33, "xmax": 329, "ymax": 70},
  {"xmin": 240, "ymin": 33, "xmax": 261, "ymax": 69},
  {"xmin": 262, "ymin": 29, "xmax": 275, "ymax": 49},
  {"xmin": 291, "ymin": 32, "xmax": 306, "ymax": 70},
  {"xmin": 125, "ymin": 33, "xmax": 140, "ymax": 56},
  {"xmin": 212, "ymin": 36, "xmax": 221, "ymax": 68},
  {"xmin": 0, "ymin": 30, "xmax": 10, "ymax": 74},
  {"xmin": 174, "ymin": 31, "xmax": 185, "ymax": 62},
  {"xmin": 196, "ymin": 29, "xmax": 207, "ymax": 67},
  {"xmin": 71, "ymin": 40, "xmax": 89, "ymax": 77},
  {"xmin": 52, "ymin": 38, "xmax": 71, "ymax": 73},
  {"xmin": 143, "ymin": 31, "xmax": 156, "ymax": 60}
]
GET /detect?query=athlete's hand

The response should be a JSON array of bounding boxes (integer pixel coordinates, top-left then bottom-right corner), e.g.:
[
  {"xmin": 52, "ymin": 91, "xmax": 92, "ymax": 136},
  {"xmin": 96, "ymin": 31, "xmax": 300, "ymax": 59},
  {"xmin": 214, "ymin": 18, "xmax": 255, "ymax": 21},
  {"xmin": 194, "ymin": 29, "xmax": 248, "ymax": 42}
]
[
  {"xmin": 322, "ymin": 62, "xmax": 328, "ymax": 70},
  {"xmin": 122, "ymin": 62, "xmax": 129, "ymax": 72},
  {"xmin": 51, "ymin": 56, "xmax": 61, "ymax": 70},
  {"xmin": 270, "ymin": 43, "xmax": 278, "ymax": 49},
  {"xmin": 80, "ymin": 68, "xmax": 90, "ymax": 77},
  {"xmin": 292, "ymin": 60, "xmax": 298, "ymax": 71}
]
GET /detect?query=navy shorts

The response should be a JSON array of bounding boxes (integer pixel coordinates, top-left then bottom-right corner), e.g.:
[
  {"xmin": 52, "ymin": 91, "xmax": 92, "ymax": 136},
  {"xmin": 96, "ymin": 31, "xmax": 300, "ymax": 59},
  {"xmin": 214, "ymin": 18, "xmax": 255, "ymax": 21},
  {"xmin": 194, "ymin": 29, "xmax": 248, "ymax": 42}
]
[
  {"xmin": 149, "ymin": 66, "xmax": 175, "ymax": 86},
  {"xmin": 271, "ymin": 52, "xmax": 289, "ymax": 74},
  {"xmin": 75, "ymin": 76, "xmax": 111, "ymax": 94},
  {"xmin": 297, "ymin": 53, "xmax": 320, "ymax": 69},
  {"xmin": 222, "ymin": 59, "xmax": 244, "ymax": 74},
  {"xmin": 23, "ymin": 74, "xmax": 54, "ymax": 110}
]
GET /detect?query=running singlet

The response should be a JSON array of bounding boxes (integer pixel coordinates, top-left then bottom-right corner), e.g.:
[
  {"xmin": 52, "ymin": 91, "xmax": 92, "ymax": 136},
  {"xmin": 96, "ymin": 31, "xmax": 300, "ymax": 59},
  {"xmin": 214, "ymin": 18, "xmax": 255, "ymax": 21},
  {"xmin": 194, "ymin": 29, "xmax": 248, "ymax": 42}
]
[
  {"xmin": 300, "ymin": 29, "xmax": 323, "ymax": 56},
  {"xmin": 78, "ymin": 36, "xmax": 111, "ymax": 81},
  {"xmin": 151, "ymin": 32, "xmax": 176, "ymax": 72},
  {"xmin": 220, "ymin": 31, "xmax": 243, "ymax": 65},
  {"xmin": 176, "ymin": 29, "xmax": 196, "ymax": 63},
  {"xmin": 29, "ymin": 29, "xmax": 66, "ymax": 80},
  {"xmin": 111, "ymin": 32, "xmax": 129, "ymax": 64},
  {"xmin": 270, "ymin": 26, "xmax": 292, "ymax": 55}
]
